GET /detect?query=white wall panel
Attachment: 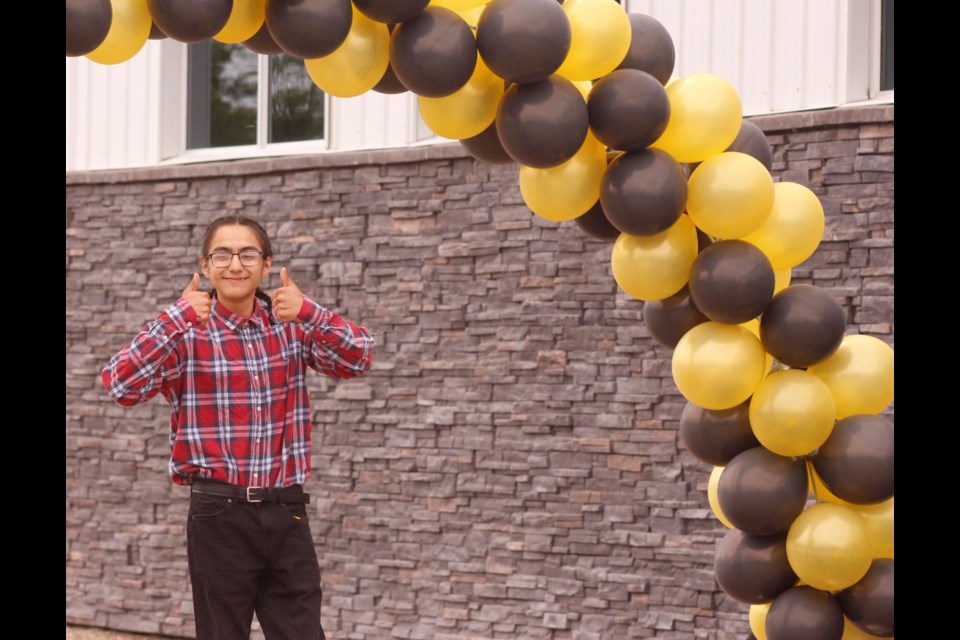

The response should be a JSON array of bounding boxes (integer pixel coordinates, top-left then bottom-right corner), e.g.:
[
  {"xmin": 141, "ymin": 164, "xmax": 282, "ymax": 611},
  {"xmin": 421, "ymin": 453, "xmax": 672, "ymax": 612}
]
[
  {"xmin": 330, "ymin": 91, "xmax": 417, "ymax": 151},
  {"xmin": 627, "ymin": 0, "xmax": 862, "ymax": 116},
  {"xmin": 66, "ymin": 40, "xmax": 166, "ymax": 171},
  {"xmin": 67, "ymin": 1, "xmax": 880, "ymax": 171}
]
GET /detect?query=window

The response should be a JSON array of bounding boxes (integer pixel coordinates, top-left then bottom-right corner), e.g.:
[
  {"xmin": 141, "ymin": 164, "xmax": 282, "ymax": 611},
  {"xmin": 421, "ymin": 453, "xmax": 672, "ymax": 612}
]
[{"xmin": 186, "ymin": 41, "xmax": 326, "ymax": 151}]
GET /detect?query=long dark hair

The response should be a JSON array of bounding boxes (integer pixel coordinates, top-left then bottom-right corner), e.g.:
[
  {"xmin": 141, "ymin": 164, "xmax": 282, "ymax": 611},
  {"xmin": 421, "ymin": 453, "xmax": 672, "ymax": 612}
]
[{"xmin": 201, "ymin": 216, "xmax": 274, "ymax": 310}]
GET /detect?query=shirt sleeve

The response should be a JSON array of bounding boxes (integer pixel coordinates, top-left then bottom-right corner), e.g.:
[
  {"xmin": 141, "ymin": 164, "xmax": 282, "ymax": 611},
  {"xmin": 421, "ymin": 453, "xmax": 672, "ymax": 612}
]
[
  {"xmin": 295, "ymin": 297, "xmax": 374, "ymax": 379},
  {"xmin": 101, "ymin": 298, "xmax": 199, "ymax": 406}
]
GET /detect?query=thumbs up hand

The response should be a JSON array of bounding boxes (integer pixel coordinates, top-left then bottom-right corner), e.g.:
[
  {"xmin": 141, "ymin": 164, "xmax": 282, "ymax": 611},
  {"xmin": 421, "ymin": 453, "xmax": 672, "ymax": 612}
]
[
  {"xmin": 272, "ymin": 267, "xmax": 305, "ymax": 323},
  {"xmin": 181, "ymin": 273, "xmax": 212, "ymax": 327}
]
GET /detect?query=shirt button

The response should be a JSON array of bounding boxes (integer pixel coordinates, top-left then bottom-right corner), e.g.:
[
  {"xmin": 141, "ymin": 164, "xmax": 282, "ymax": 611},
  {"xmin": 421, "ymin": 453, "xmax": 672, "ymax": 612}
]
[
  {"xmin": 186, "ymin": 322, "xmax": 192, "ymax": 328},
  {"xmin": 248, "ymin": 343, "xmax": 253, "ymax": 349},
  {"xmin": 256, "ymin": 406, "xmax": 262, "ymax": 412}
]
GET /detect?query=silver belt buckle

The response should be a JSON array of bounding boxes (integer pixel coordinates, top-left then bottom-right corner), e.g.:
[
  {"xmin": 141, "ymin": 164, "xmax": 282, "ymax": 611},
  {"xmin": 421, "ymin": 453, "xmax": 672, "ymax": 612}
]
[{"xmin": 246, "ymin": 486, "xmax": 264, "ymax": 503}]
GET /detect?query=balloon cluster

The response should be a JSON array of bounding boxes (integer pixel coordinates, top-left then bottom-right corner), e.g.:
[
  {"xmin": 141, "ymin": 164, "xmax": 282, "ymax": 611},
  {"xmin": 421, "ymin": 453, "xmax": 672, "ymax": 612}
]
[{"xmin": 68, "ymin": 2, "xmax": 894, "ymax": 637}]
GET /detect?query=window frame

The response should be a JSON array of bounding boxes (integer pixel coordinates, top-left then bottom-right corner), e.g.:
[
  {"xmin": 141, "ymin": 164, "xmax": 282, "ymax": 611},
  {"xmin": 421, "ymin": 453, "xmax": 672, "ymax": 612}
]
[{"xmin": 160, "ymin": 40, "xmax": 332, "ymax": 166}]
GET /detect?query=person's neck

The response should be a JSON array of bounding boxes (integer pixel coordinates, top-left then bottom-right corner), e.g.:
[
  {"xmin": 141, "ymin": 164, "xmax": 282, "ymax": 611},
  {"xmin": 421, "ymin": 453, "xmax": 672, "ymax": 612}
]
[{"xmin": 218, "ymin": 295, "xmax": 257, "ymax": 319}]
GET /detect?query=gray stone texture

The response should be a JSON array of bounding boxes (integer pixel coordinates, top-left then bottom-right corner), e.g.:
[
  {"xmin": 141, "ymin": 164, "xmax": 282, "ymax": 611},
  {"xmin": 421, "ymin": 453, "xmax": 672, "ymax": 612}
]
[{"xmin": 67, "ymin": 106, "xmax": 893, "ymax": 639}]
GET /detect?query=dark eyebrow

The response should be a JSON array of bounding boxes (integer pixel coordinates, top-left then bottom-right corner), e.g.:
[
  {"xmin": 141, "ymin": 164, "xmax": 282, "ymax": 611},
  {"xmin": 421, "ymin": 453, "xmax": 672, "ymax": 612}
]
[{"xmin": 210, "ymin": 245, "xmax": 261, "ymax": 253}]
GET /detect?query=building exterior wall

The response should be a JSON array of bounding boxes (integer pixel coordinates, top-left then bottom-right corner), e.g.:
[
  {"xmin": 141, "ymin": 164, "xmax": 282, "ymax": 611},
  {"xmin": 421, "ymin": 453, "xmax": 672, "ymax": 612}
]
[
  {"xmin": 66, "ymin": 105, "xmax": 893, "ymax": 639},
  {"xmin": 66, "ymin": 1, "xmax": 886, "ymax": 172}
]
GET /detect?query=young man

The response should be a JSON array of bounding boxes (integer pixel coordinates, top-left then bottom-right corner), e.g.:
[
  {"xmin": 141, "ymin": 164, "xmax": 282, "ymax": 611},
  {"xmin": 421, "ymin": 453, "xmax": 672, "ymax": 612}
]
[{"xmin": 102, "ymin": 216, "xmax": 374, "ymax": 639}]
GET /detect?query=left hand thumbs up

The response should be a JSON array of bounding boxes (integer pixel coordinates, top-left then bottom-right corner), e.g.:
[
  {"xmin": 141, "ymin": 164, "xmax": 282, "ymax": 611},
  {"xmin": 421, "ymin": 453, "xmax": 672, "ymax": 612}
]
[{"xmin": 272, "ymin": 267, "xmax": 304, "ymax": 322}]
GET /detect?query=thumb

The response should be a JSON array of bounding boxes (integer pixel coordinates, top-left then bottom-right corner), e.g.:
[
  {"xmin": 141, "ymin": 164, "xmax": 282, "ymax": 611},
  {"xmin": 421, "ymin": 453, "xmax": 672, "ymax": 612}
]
[
  {"xmin": 280, "ymin": 267, "xmax": 294, "ymax": 288},
  {"xmin": 184, "ymin": 273, "xmax": 200, "ymax": 294}
]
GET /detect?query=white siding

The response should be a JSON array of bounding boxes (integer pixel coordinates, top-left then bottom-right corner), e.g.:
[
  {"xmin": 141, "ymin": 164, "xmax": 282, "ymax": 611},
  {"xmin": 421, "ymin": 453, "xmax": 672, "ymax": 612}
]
[
  {"xmin": 66, "ymin": 1, "xmax": 881, "ymax": 171},
  {"xmin": 627, "ymin": 0, "xmax": 867, "ymax": 115},
  {"xmin": 66, "ymin": 40, "xmax": 167, "ymax": 170},
  {"xmin": 329, "ymin": 91, "xmax": 420, "ymax": 151}
]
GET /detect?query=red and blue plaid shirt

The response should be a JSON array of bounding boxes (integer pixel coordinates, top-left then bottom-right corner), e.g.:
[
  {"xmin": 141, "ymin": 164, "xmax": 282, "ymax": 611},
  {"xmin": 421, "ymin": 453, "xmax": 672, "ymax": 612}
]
[{"xmin": 102, "ymin": 295, "xmax": 374, "ymax": 488}]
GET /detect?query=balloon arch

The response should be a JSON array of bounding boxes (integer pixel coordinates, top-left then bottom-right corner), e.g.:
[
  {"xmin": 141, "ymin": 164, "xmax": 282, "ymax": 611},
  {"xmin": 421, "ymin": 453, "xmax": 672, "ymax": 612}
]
[{"xmin": 67, "ymin": 1, "xmax": 894, "ymax": 638}]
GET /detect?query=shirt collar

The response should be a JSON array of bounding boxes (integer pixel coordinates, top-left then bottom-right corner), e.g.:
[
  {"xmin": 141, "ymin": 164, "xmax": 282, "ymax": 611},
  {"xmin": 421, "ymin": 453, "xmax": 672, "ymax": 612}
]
[{"xmin": 210, "ymin": 294, "xmax": 277, "ymax": 332}]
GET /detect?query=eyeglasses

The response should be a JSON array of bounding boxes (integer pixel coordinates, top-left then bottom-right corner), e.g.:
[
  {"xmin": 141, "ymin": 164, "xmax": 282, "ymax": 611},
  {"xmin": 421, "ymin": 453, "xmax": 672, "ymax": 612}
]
[{"xmin": 206, "ymin": 250, "xmax": 264, "ymax": 268}]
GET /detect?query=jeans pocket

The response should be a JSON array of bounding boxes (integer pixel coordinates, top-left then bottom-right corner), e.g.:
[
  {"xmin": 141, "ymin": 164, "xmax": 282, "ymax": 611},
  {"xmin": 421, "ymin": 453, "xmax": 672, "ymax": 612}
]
[
  {"xmin": 190, "ymin": 494, "xmax": 232, "ymax": 520},
  {"xmin": 282, "ymin": 501, "xmax": 308, "ymax": 521}
]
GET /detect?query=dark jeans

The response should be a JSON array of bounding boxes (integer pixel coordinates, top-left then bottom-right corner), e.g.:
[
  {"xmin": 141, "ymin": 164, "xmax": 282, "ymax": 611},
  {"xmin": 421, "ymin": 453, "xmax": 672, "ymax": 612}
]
[{"xmin": 187, "ymin": 485, "xmax": 326, "ymax": 640}]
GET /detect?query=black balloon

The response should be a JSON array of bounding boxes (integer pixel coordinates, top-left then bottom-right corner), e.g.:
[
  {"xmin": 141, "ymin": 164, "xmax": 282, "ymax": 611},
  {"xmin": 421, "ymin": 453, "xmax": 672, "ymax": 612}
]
[
  {"xmin": 266, "ymin": 0, "xmax": 352, "ymax": 59},
  {"xmin": 354, "ymin": 0, "xmax": 429, "ymax": 24},
  {"xmin": 588, "ymin": 69, "xmax": 670, "ymax": 151},
  {"xmin": 766, "ymin": 587, "xmax": 844, "ymax": 640},
  {"xmin": 147, "ymin": 0, "xmax": 232, "ymax": 44},
  {"xmin": 575, "ymin": 201, "xmax": 621, "ymax": 241},
  {"xmin": 243, "ymin": 22, "xmax": 284, "ymax": 55},
  {"xmin": 390, "ymin": 7, "xmax": 477, "ymax": 98},
  {"xmin": 728, "ymin": 120, "xmax": 774, "ymax": 172},
  {"xmin": 838, "ymin": 560, "xmax": 894, "ymax": 637},
  {"xmin": 616, "ymin": 13, "xmax": 675, "ymax": 85},
  {"xmin": 718, "ymin": 447, "xmax": 808, "ymax": 535},
  {"xmin": 760, "ymin": 284, "xmax": 846, "ymax": 368},
  {"xmin": 697, "ymin": 228, "xmax": 714, "ymax": 253},
  {"xmin": 460, "ymin": 121, "xmax": 514, "ymax": 165},
  {"xmin": 476, "ymin": 0, "xmax": 571, "ymax": 84},
  {"xmin": 644, "ymin": 286, "xmax": 709, "ymax": 350},
  {"xmin": 66, "ymin": 0, "xmax": 112, "ymax": 56},
  {"xmin": 679, "ymin": 400, "xmax": 758, "ymax": 466},
  {"xmin": 813, "ymin": 415, "xmax": 894, "ymax": 505},
  {"xmin": 714, "ymin": 530, "xmax": 797, "ymax": 605},
  {"xmin": 148, "ymin": 22, "xmax": 169, "ymax": 40},
  {"xmin": 373, "ymin": 62, "xmax": 408, "ymax": 94},
  {"xmin": 688, "ymin": 240, "xmax": 775, "ymax": 324},
  {"xmin": 599, "ymin": 149, "xmax": 687, "ymax": 236},
  {"xmin": 496, "ymin": 77, "xmax": 588, "ymax": 169}
]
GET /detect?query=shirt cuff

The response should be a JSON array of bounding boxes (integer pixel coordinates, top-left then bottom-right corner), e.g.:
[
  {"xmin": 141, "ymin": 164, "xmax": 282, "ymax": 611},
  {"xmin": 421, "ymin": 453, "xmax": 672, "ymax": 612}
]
[
  {"xmin": 165, "ymin": 298, "xmax": 201, "ymax": 333},
  {"xmin": 296, "ymin": 296, "xmax": 329, "ymax": 327}
]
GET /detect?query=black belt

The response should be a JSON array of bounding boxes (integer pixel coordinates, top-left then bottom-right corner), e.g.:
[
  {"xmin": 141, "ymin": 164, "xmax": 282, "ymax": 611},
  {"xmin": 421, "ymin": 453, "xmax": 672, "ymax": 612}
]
[{"xmin": 191, "ymin": 479, "xmax": 310, "ymax": 504}]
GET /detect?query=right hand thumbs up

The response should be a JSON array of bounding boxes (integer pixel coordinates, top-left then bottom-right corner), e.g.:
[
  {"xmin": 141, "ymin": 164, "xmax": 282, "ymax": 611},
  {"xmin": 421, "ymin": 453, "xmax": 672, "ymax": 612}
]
[{"xmin": 181, "ymin": 273, "xmax": 211, "ymax": 327}]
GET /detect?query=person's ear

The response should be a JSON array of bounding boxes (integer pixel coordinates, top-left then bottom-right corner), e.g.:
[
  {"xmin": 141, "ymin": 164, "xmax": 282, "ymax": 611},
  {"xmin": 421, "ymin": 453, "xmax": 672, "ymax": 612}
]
[
  {"xmin": 199, "ymin": 256, "xmax": 210, "ymax": 280},
  {"xmin": 262, "ymin": 256, "xmax": 272, "ymax": 277}
]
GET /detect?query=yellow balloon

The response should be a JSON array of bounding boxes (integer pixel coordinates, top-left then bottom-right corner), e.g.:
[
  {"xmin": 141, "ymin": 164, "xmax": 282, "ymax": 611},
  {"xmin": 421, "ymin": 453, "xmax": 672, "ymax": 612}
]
[
  {"xmin": 749, "ymin": 603, "xmax": 770, "ymax": 640},
  {"xmin": 418, "ymin": 56, "xmax": 503, "ymax": 139},
  {"xmin": 304, "ymin": 9, "xmax": 390, "ymax": 98},
  {"xmin": 455, "ymin": 4, "xmax": 487, "ymax": 27},
  {"xmin": 611, "ymin": 215, "xmax": 698, "ymax": 301},
  {"xmin": 85, "ymin": 0, "xmax": 150, "ymax": 65},
  {"xmin": 773, "ymin": 268, "xmax": 792, "ymax": 294},
  {"xmin": 707, "ymin": 466, "xmax": 734, "ymax": 529},
  {"xmin": 742, "ymin": 182, "xmax": 825, "ymax": 270},
  {"xmin": 214, "ymin": 0, "xmax": 266, "ymax": 44},
  {"xmin": 652, "ymin": 74, "xmax": 742, "ymax": 163},
  {"xmin": 842, "ymin": 617, "xmax": 892, "ymax": 640},
  {"xmin": 740, "ymin": 319, "xmax": 774, "ymax": 377},
  {"xmin": 853, "ymin": 498, "xmax": 894, "ymax": 559},
  {"xmin": 808, "ymin": 335, "xmax": 894, "ymax": 419},
  {"xmin": 787, "ymin": 503, "xmax": 873, "ymax": 592},
  {"xmin": 672, "ymin": 322, "xmax": 767, "ymax": 410},
  {"xmin": 749, "ymin": 370, "xmax": 836, "ymax": 457},
  {"xmin": 555, "ymin": 0, "xmax": 632, "ymax": 81},
  {"xmin": 686, "ymin": 152, "xmax": 775, "ymax": 239},
  {"xmin": 520, "ymin": 134, "xmax": 606, "ymax": 222},
  {"xmin": 573, "ymin": 80, "xmax": 593, "ymax": 101},
  {"xmin": 807, "ymin": 464, "xmax": 852, "ymax": 507},
  {"xmin": 432, "ymin": 0, "xmax": 487, "ymax": 11}
]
